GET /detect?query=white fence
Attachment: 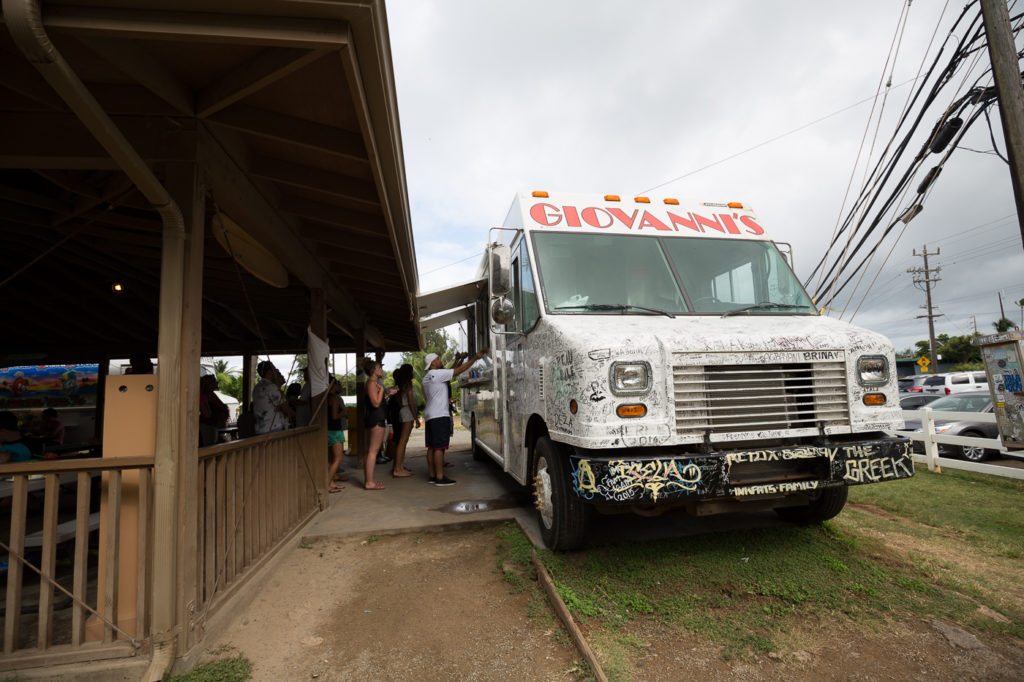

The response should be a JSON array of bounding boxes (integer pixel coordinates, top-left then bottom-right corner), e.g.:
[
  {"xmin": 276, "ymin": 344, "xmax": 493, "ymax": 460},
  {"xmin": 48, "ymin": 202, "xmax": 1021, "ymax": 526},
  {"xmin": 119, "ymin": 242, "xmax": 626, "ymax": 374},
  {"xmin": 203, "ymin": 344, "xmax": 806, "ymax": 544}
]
[{"xmin": 894, "ymin": 407, "xmax": 1024, "ymax": 480}]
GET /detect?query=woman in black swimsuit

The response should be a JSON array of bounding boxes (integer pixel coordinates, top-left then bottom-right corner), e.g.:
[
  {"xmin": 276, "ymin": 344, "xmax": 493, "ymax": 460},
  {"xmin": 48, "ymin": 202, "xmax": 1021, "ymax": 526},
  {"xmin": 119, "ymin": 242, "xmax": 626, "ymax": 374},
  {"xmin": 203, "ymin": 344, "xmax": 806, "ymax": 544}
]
[{"xmin": 362, "ymin": 358, "xmax": 395, "ymax": 490}]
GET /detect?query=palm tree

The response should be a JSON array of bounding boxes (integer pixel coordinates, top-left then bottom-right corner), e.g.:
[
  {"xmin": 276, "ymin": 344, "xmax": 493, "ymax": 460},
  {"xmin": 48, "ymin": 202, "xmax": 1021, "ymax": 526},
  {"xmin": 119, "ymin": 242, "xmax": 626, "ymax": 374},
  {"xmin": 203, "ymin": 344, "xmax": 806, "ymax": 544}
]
[
  {"xmin": 210, "ymin": 358, "xmax": 236, "ymax": 376},
  {"xmin": 993, "ymin": 317, "xmax": 1016, "ymax": 333}
]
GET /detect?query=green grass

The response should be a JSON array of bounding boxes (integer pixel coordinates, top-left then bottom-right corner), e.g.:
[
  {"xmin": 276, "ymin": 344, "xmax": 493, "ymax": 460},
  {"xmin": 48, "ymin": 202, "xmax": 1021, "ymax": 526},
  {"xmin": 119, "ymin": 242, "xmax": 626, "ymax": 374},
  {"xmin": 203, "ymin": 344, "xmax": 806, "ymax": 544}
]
[
  {"xmin": 166, "ymin": 656, "xmax": 252, "ymax": 682},
  {"xmin": 540, "ymin": 469, "xmax": 1024, "ymax": 666},
  {"xmin": 848, "ymin": 467, "xmax": 1024, "ymax": 559}
]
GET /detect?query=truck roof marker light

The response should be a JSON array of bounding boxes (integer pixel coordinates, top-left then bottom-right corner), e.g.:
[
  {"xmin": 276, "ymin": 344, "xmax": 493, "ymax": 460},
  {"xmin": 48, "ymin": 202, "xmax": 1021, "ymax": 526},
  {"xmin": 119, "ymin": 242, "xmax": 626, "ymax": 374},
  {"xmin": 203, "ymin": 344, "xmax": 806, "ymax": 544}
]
[
  {"xmin": 617, "ymin": 404, "xmax": 647, "ymax": 418},
  {"xmin": 663, "ymin": 198, "xmax": 680, "ymax": 205},
  {"xmin": 728, "ymin": 202, "xmax": 744, "ymax": 209},
  {"xmin": 862, "ymin": 393, "xmax": 886, "ymax": 406},
  {"xmin": 532, "ymin": 191, "xmax": 549, "ymax": 198},
  {"xmin": 635, "ymin": 196, "xmax": 650, "ymax": 203},
  {"xmin": 604, "ymin": 195, "xmax": 620, "ymax": 201}
]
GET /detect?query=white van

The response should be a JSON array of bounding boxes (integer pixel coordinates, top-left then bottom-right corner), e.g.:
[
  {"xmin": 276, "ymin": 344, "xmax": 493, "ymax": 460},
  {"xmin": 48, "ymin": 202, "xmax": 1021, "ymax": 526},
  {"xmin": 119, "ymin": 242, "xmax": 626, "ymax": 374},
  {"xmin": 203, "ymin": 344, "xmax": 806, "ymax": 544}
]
[
  {"xmin": 922, "ymin": 371, "xmax": 988, "ymax": 395},
  {"xmin": 423, "ymin": 191, "xmax": 913, "ymax": 550}
]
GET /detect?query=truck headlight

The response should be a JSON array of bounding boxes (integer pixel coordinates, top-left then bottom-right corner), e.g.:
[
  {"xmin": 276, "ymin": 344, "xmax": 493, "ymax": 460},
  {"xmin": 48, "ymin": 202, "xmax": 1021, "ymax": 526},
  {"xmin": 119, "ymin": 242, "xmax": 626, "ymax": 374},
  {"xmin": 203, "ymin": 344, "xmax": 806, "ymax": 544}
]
[
  {"xmin": 857, "ymin": 355, "xmax": 889, "ymax": 386},
  {"xmin": 610, "ymin": 361, "xmax": 651, "ymax": 395}
]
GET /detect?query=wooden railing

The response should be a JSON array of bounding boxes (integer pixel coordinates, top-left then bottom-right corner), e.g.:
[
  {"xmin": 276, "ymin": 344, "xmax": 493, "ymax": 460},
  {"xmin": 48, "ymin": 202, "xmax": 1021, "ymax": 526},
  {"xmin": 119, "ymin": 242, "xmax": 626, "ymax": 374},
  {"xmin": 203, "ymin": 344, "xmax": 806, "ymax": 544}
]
[
  {"xmin": 0, "ymin": 457, "xmax": 153, "ymax": 670},
  {"xmin": 192, "ymin": 426, "xmax": 323, "ymax": 629},
  {"xmin": 0, "ymin": 426, "xmax": 324, "ymax": 670}
]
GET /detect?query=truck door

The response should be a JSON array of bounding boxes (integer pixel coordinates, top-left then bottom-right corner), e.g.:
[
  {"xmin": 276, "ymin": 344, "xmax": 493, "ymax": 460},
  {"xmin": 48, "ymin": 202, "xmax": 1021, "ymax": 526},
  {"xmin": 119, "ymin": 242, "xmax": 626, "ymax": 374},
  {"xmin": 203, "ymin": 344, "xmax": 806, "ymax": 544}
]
[{"xmin": 504, "ymin": 239, "xmax": 541, "ymax": 480}]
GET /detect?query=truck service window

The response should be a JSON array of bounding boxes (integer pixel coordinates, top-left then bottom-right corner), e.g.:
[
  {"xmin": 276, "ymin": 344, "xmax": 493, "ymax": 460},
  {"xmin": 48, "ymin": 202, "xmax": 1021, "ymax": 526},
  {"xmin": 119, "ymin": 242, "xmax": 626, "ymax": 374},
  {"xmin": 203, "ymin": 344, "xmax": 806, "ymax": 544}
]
[{"xmin": 533, "ymin": 233, "xmax": 687, "ymax": 314}]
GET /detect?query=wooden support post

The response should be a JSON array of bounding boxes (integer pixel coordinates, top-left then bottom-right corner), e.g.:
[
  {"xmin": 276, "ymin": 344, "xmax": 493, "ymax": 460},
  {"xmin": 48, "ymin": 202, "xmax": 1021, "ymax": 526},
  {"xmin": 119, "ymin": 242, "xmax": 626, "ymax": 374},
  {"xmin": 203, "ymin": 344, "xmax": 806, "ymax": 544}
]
[
  {"xmin": 166, "ymin": 162, "xmax": 205, "ymax": 653},
  {"xmin": 310, "ymin": 288, "xmax": 328, "ymax": 505},
  {"xmin": 981, "ymin": 0, "xmax": 1024, "ymax": 249},
  {"xmin": 355, "ymin": 328, "xmax": 367, "ymax": 461}
]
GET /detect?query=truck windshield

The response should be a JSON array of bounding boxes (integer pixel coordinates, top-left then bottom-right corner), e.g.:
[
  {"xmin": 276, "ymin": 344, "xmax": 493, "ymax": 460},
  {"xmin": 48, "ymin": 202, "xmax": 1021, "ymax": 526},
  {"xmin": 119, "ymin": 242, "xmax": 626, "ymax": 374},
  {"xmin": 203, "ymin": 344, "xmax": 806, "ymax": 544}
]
[{"xmin": 533, "ymin": 232, "xmax": 815, "ymax": 315}]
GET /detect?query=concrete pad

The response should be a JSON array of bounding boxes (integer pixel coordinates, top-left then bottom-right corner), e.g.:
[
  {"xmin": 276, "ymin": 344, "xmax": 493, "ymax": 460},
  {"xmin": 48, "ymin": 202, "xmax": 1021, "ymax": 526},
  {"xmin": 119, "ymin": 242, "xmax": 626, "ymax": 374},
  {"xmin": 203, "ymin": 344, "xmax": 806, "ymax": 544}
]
[
  {"xmin": 302, "ymin": 429, "xmax": 543, "ymax": 547},
  {"xmin": 302, "ymin": 427, "xmax": 790, "ymax": 550}
]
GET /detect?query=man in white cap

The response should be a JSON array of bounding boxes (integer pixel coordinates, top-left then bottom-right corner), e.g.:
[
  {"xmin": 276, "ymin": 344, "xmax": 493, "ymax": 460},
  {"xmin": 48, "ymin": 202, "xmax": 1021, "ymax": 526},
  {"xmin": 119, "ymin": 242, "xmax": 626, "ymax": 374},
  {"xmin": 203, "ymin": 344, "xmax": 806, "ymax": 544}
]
[{"xmin": 422, "ymin": 348, "xmax": 488, "ymax": 485}]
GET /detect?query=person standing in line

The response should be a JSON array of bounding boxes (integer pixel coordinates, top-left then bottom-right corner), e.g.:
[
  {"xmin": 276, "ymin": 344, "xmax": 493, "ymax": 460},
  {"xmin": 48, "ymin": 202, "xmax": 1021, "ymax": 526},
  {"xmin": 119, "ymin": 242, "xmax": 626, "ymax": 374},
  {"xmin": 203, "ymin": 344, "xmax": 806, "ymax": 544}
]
[
  {"xmin": 390, "ymin": 364, "xmax": 419, "ymax": 477},
  {"xmin": 199, "ymin": 374, "xmax": 229, "ymax": 446},
  {"xmin": 362, "ymin": 358, "xmax": 395, "ymax": 490},
  {"xmin": 253, "ymin": 360, "xmax": 294, "ymax": 435},
  {"xmin": 326, "ymin": 378, "xmax": 347, "ymax": 492},
  {"xmin": 294, "ymin": 367, "xmax": 312, "ymax": 428},
  {"xmin": 422, "ymin": 348, "xmax": 488, "ymax": 486}
]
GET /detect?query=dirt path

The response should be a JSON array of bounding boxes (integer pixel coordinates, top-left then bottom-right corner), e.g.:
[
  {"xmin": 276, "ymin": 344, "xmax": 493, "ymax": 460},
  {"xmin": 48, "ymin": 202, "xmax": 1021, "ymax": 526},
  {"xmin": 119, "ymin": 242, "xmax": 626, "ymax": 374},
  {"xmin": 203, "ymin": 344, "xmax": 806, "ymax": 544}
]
[{"xmin": 201, "ymin": 528, "xmax": 581, "ymax": 681}]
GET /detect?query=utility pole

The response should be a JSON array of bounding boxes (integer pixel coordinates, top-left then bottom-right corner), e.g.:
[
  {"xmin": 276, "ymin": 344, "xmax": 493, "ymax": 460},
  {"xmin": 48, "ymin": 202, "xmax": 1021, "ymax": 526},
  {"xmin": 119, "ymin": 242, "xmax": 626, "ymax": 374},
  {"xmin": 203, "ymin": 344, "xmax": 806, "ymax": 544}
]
[
  {"xmin": 908, "ymin": 245, "xmax": 943, "ymax": 369},
  {"xmin": 981, "ymin": 0, "xmax": 1024, "ymax": 249}
]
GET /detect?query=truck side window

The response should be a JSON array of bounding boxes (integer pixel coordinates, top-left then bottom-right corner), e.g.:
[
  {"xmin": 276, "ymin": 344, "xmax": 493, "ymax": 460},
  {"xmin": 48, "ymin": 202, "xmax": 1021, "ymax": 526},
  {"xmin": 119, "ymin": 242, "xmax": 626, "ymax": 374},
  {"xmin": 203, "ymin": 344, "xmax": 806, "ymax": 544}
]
[{"xmin": 520, "ymin": 240, "xmax": 540, "ymax": 330}]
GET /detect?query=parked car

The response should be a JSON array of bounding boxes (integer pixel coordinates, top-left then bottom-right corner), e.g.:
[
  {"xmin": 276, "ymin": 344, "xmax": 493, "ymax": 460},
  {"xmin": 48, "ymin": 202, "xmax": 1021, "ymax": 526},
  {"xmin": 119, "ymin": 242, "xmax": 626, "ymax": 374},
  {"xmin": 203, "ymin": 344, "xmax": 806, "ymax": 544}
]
[
  {"xmin": 921, "ymin": 371, "xmax": 988, "ymax": 395},
  {"xmin": 899, "ymin": 393, "xmax": 942, "ymax": 410},
  {"xmin": 898, "ymin": 374, "xmax": 934, "ymax": 393},
  {"xmin": 901, "ymin": 390, "xmax": 1000, "ymax": 461}
]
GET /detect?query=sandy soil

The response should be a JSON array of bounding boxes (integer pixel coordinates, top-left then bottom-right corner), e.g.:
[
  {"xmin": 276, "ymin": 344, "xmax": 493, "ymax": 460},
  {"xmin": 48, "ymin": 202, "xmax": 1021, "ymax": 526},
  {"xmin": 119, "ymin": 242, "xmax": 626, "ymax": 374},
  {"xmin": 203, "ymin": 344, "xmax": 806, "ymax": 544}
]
[
  {"xmin": 195, "ymin": 498, "xmax": 1024, "ymax": 682},
  {"xmin": 200, "ymin": 528, "xmax": 582, "ymax": 681}
]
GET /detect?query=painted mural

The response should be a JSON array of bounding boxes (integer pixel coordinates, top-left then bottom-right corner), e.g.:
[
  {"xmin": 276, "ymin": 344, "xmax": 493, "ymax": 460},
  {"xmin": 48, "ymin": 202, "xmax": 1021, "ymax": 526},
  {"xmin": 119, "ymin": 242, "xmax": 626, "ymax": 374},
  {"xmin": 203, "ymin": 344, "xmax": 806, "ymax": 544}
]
[{"xmin": 0, "ymin": 364, "xmax": 99, "ymax": 409}]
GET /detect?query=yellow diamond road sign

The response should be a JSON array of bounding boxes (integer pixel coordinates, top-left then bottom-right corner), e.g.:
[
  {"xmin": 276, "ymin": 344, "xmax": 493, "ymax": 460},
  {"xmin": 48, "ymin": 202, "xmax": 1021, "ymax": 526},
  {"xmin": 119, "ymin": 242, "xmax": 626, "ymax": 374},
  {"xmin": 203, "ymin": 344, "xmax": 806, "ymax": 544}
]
[{"xmin": 917, "ymin": 356, "xmax": 930, "ymax": 370}]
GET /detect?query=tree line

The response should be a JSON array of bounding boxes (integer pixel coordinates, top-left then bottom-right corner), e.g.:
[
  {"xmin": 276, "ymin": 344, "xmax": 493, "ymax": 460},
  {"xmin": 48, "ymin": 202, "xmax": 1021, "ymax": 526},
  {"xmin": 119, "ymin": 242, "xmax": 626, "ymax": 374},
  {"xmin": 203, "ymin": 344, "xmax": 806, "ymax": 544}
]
[{"xmin": 898, "ymin": 316, "xmax": 1019, "ymax": 370}]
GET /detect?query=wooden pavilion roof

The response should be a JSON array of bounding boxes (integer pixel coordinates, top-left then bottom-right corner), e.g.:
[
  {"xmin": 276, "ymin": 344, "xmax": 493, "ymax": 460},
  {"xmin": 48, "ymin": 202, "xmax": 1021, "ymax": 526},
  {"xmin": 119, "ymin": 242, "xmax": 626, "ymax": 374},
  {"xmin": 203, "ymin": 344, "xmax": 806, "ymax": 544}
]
[{"xmin": 0, "ymin": 0, "xmax": 419, "ymax": 363}]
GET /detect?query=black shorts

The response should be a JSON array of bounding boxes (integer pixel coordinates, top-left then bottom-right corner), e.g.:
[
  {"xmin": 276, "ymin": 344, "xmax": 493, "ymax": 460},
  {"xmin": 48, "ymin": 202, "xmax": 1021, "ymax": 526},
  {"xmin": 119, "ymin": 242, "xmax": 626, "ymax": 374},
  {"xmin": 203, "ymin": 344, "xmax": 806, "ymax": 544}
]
[{"xmin": 424, "ymin": 417, "xmax": 452, "ymax": 450}]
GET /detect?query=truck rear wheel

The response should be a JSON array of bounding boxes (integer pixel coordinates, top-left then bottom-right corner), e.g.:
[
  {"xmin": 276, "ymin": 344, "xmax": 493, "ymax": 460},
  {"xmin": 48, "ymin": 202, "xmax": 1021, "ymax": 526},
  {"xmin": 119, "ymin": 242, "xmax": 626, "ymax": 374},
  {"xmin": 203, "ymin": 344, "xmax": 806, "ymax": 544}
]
[
  {"xmin": 774, "ymin": 486, "xmax": 848, "ymax": 523},
  {"xmin": 533, "ymin": 436, "xmax": 590, "ymax": 550}
]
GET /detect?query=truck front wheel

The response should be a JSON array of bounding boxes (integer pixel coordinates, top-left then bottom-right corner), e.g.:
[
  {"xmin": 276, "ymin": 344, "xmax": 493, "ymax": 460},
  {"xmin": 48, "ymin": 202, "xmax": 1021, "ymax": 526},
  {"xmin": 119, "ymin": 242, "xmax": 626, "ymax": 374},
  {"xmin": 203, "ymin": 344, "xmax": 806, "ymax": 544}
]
[
  {"xmin": 774, "ymin": 486, "xmax": 848, "ymax": 523},
  {"xmin": 533, "ymin": 437, "xmax": 591, "ymax": 550}
]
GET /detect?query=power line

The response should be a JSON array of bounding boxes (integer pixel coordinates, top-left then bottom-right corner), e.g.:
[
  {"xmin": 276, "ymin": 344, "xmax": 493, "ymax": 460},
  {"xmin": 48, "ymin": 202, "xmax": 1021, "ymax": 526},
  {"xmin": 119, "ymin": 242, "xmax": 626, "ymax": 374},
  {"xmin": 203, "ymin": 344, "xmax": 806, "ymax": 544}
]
[{"xmin": 636, "ymin": 79, "xmax": 919, "ymax": 195}]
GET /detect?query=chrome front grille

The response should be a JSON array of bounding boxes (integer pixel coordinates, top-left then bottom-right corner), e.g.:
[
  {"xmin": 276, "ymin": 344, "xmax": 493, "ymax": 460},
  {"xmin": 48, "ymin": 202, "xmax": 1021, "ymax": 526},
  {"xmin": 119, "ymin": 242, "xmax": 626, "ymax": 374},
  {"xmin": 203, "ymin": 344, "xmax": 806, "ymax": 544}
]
[{"xmin": 673, "ymin": 360, "xmax": 849, "ymax": 436}]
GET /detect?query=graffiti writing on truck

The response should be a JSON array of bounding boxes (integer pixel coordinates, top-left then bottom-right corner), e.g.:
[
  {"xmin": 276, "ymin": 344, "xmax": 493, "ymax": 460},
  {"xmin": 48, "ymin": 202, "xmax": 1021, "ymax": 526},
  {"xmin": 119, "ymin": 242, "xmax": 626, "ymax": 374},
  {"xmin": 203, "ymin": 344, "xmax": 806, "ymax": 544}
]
[
  {"xmin": 732, "ymin": 480, "xmax": 820, "ymax": 497},
  {"xmin": 573, "ymin": 458, "xmax": 702, "ymax": 502},
  {"xmin": 842, "ymin": 455, "xmax": 913, "ymax": 484}
]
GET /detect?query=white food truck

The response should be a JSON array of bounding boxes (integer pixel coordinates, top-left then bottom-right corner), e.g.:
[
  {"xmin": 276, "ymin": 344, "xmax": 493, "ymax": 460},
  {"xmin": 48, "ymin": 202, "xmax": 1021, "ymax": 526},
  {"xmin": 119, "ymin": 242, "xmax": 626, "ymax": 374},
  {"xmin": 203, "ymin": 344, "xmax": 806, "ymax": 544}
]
[{"xmin": 421, "ymin": 191, "xmax": 912, "ymax": 550}]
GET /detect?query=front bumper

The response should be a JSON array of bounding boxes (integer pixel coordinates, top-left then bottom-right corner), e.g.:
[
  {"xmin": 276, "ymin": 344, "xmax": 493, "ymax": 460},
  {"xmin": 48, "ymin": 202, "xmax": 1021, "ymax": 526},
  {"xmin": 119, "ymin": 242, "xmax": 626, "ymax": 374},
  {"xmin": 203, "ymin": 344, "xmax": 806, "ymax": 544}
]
[{"xmin": 569, "ymin": 436, "xmax": 913, "ymax": 505}]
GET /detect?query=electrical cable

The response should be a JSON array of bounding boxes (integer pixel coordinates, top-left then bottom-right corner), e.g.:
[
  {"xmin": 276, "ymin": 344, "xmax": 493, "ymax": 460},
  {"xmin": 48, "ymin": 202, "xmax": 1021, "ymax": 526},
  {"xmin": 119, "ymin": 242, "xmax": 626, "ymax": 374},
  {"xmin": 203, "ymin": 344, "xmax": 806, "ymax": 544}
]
[
  {"xmin": 807, "ymin": 2, "xmax": 983, "ymax": 293},
  {"xmin": 813, "ymin": 0, "xmax": 918, "ymax": 296},
  {"xmin": 809, "ymin": 4, "xmax": 1005, "ymax": 307}
]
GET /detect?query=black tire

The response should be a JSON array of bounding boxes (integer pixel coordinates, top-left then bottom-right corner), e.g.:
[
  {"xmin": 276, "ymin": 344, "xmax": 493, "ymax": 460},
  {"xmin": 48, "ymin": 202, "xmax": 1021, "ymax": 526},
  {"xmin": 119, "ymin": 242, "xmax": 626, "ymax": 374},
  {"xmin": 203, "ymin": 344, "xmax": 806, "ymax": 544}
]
[
  {"xmin": 775, "ymin": 486, "xmax": 848, "ymax": 523},
  {"xmin": 959, "ymin": 431, "xmax": 991, "ymax": 462},
  {"xmin": 471, "ymin": 415, "xmax": 486, "ymax": 462},
  {"xmin": 533, "ymin": 436, "xmax": 591, "ymax": 550}
]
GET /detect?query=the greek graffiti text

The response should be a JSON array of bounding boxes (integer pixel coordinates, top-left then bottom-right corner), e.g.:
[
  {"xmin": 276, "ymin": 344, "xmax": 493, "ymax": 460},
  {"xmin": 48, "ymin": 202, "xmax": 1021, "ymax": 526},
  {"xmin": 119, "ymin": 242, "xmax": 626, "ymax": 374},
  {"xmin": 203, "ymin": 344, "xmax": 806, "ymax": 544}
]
[{"xmin": 842, "ymin": 456, "xmax": 913, "ymax": 484}]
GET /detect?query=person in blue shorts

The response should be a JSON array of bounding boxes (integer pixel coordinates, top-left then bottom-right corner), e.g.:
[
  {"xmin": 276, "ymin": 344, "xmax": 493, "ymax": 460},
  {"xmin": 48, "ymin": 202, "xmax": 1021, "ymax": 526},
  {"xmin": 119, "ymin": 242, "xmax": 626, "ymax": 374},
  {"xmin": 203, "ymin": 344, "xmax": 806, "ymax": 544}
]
[{"xmin": 422, "ymin": 348, "xmax": 488, "ymax": 486}]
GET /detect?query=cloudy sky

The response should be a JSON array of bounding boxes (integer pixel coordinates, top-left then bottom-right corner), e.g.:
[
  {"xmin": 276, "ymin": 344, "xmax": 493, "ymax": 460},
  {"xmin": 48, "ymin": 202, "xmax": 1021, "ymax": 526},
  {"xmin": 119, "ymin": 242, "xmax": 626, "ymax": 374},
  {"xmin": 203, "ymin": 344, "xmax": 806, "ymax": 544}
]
[{"xmin": 386, "ymin": 0, "xmax": 1024, "ymax": 355}]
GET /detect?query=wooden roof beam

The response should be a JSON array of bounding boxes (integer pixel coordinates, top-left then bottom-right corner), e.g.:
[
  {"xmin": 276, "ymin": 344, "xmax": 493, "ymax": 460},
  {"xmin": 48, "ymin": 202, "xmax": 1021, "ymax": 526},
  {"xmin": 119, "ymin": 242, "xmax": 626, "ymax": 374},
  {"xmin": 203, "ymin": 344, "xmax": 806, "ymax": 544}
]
[
  {"xmin": 281, "ymin": 197, "xmax": 386, "ymax": 233},
  {"xmin": 207, "ymin": 104, "xmax": 367, "ymax": 164},
  {"xmin": 44, "ymin": 7, "xmax": 351, "ymax": 49},
  {"xmin": 196, "ymin": 125, "xmax": 385, "ymax": 349},
  {"xmin": 0, "ymin": 112, "xmax": 197, "ymax": 168},
  {"xmin": 197, "ymin": 48, "xmax": 327, "ymax": 118},
  {"xmin": 249, "ymin": 156, "xmax": 379, "ymax": 207},
  {"xmin": 79, "ymin": 37, "xmax": 194, "ymax": 116}
]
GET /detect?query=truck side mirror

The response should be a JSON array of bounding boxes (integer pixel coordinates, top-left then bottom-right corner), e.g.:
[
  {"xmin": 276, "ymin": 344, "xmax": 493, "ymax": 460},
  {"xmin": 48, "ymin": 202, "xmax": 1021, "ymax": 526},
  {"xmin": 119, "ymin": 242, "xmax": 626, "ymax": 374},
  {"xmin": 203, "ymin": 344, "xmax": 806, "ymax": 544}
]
[
  {"xmin": 491, "ymin": 297, "xmax": 514, "ymax": 325},
  {"xmin": 490, "ymin": 244, "xmax": 512, "ymax": 297}
]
